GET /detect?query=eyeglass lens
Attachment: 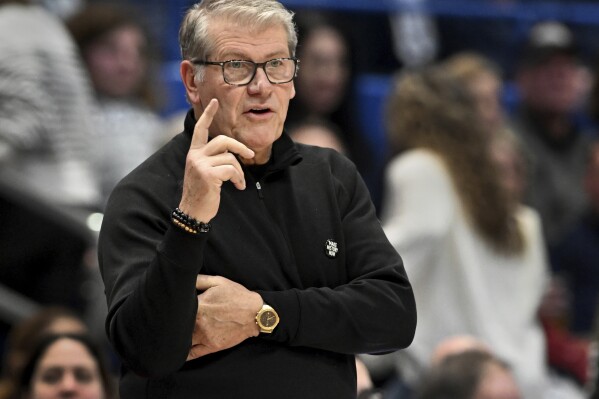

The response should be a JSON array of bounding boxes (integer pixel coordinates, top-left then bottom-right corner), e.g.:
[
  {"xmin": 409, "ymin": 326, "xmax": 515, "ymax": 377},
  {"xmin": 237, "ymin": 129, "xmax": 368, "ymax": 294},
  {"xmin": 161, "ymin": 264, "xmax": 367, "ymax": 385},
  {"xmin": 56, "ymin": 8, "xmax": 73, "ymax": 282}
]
[{"xmin": 223, "ymin": 59, "xmax": 295, "ymax": 85}]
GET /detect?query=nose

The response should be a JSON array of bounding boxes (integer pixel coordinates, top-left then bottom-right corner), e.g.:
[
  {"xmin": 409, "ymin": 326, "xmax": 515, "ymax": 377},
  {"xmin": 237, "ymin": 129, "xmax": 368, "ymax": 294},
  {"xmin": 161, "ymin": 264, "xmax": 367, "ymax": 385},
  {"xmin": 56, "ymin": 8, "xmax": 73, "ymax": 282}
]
[
  {"xmin": 247, "ymin": 66, "xmax": 272, "ymax": 94},
  {"xmin": 58, "ymin": 372, "xmax": 78, "ymax": 392}
]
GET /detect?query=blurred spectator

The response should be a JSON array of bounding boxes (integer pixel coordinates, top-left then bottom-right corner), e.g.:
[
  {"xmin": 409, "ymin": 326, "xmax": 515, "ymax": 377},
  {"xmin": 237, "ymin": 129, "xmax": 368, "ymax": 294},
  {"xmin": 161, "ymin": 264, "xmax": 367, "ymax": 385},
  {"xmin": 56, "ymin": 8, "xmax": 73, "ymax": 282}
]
[
  {"xmin": 550, "ymin": 141, "xmax": 599, "ymax": 337},
  {"xmin": 12, "ymin": 333, "xmax": 116, "ymax": 399},
  {"xmin": 67, "ymin": 3, "xmax": 167, "ymax": 206},
  {"xmin": 415, "ymin": 349, "xmax": 522, "ymax": 399},
  {"xmin": 286, "ymin": 10, "xmax": 378, "ymax": 201},
  {"xmin": 443, "ymin": 49, "xmax": 593, "ymax": 391},
  {"xmin": 0, "ymin": 0, "xmax": 100, "ymax": 212},
  {"xmin": 0, "ymin": 307, "xmax": 88, "ymax": 399},
  {"xmin": 379, "ymin": 66, "xmax": 550, "ymax": 398},
  {"xmin": 429, "ymin": 335, "xmax": 492, "ymax": 367},
  {"xmin": 443, "ymin": 51, "xmax": 506, "ymax": 133},
  {"xmin": 510, "ymin": 20, "xmax": 595, "ymax": 248}
]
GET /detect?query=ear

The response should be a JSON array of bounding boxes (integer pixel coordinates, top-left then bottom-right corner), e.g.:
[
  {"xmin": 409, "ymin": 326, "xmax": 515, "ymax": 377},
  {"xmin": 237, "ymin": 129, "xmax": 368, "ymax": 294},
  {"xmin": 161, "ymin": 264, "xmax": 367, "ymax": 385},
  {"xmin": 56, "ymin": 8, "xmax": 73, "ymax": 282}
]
[
  {"xmin": 180, "ymin": 60, "xmax": 202, "ymax": 104},
  {"xmin": 290, "ymin": 81, "xmax": 296, "ymax": 100}
]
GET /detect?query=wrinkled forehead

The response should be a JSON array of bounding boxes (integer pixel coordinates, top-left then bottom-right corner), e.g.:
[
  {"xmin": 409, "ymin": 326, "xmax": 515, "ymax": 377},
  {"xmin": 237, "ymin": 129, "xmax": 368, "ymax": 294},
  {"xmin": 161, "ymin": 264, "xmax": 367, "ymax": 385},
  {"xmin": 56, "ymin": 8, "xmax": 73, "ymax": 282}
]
[
  {"xmin": 209, "ymin": 14, "xmax": 288, "ymax": 39},
  {"xmin": 207, "ymin": 16, "xmax": 291, "ymax": 57}
]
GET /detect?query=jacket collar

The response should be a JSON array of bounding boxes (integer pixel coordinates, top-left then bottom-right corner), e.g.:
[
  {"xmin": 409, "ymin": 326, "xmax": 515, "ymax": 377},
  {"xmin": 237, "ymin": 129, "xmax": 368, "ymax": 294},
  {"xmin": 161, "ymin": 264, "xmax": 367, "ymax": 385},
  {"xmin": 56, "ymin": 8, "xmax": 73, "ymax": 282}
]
[{"xmin": 182, "ymin": 108, "xmax": 302, "ymax": 173}]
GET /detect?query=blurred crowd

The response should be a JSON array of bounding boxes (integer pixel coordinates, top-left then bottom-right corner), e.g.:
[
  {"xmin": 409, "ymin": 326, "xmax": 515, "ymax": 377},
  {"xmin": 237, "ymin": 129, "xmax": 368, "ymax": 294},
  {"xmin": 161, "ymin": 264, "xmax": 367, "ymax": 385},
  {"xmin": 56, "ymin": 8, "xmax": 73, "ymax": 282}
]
[{"xmin": 2, "ymin": 0, "xmax": 599, "ymax": 398}]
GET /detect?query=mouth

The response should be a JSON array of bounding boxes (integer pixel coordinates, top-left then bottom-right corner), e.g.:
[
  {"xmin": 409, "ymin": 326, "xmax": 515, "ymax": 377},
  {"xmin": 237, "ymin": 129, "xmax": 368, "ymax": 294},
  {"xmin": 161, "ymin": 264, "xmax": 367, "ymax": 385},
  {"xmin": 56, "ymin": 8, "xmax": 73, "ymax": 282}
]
[{"xmin": 246, "ymin": 107, "xmax": 272, "ymax": 115}]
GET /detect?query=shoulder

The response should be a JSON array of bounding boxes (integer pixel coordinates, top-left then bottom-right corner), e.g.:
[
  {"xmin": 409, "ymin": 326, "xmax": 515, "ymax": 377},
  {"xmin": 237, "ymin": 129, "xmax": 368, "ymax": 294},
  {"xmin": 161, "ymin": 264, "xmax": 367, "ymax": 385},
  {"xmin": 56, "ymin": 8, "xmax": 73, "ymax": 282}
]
[{"xmin": 386, "ymin": 149, "xmax": 450, "ymax": 184}]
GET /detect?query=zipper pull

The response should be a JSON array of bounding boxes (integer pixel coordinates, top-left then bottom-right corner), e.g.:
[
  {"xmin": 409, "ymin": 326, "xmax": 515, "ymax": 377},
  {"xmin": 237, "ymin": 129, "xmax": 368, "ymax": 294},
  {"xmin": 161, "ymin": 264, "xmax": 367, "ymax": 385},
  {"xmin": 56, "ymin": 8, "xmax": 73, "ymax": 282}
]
[{"xmin": 256, "ymin": 182, "xmax": 264, "ymax": 199}]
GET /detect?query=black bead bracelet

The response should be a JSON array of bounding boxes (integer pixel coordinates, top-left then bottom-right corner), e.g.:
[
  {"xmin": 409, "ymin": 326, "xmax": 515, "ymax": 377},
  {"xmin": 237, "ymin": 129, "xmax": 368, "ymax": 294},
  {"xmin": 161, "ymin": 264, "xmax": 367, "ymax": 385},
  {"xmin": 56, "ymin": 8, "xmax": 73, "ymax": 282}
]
[{"xmin": 171, "ymin": 208, "xmax": 211, "ymax": 234}]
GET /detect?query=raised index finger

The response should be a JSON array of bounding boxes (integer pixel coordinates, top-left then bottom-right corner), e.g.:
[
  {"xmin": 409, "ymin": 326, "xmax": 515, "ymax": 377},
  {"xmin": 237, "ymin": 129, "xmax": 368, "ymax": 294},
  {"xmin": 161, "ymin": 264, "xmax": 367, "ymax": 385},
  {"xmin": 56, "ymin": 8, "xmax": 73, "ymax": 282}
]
[{"xmin": 190, "ymin": 98, "xmax": 219, "ymax": 150}]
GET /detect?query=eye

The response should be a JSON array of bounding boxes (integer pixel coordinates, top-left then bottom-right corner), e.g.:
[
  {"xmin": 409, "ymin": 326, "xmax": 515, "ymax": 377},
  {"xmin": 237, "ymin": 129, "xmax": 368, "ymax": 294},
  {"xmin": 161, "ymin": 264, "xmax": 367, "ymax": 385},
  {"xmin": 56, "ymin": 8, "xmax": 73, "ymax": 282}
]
[
  {"xmin": 40, "ymin": 368, "xmax": 63, "ymax": 384},
  {"xmin": 267, "ymin": 59, "xmax": 283, "ymax": 68},
  {"xmin": 228, "ymin": 61, "xmax": 246, "ymax": 69},
  {"xmin": 74, "ymin": 367, "xmax": 95, "ymax": 384}
]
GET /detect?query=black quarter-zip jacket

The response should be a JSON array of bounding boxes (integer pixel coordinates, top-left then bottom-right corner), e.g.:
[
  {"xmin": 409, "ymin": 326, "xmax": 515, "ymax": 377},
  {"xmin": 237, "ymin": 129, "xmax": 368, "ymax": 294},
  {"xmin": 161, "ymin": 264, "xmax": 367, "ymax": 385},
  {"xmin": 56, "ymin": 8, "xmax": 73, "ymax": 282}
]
[{"xmin": 98, "ymin": 110, "xmax": 416, "ymax": 399}]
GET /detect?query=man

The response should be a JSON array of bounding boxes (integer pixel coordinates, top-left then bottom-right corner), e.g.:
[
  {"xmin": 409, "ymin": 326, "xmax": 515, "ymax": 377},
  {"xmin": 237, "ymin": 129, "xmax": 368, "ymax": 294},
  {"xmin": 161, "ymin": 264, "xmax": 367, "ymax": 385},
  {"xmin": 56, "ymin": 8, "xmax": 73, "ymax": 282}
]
[
  {"xmin": 98, "ymin": 1, "xmax": 416, "ymax": 398},
  {"xmin": 511, "ymin": 21, "xmax": 594, "ymax": 248}
]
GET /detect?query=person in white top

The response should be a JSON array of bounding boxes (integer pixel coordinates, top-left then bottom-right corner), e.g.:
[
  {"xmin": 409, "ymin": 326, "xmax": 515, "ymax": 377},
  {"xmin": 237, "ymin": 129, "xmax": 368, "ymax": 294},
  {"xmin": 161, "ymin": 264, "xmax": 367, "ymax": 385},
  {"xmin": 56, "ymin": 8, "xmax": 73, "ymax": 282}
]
[{"xmin": 380, "ymin": 66, "xmax": 550, "ymax": 398}]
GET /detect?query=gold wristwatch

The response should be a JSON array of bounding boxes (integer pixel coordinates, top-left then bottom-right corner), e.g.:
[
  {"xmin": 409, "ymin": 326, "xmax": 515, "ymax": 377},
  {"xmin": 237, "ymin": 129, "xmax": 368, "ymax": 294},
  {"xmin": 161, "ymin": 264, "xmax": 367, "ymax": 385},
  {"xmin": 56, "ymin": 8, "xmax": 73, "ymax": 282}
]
[{"xmin": 256, "ymin": 304, "xmax": 279, "ymax": 334}]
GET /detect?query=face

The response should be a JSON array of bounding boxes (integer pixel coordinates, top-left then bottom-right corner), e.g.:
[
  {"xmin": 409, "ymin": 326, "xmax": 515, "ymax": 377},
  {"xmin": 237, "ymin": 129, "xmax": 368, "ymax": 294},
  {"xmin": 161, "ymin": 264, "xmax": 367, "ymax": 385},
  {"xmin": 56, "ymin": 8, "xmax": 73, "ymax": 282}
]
[
  {"xmin": 84, "ymin": 25, "xmax": 147, "ymax": 98},
  {"xmin": 27, "ymin": 338, "xmax": 104, "ymax": 399},
  {"xmin": 490, "ymin": 139, "xmax": 526, "ymax": 204},
  {"xmin": 518, "ymin": 55, "xmax": 585, "ymax": 114},
  {"xmin": 469, "ymin": 72, "xmax": 503, "ymax": 131},
  {"xmin": 186, "ymin": 19, "xmax": 296, "ymax": 163},
  {"xmin": 295, "ymin": 27, "xmax": 349, "ymax": 115},
  {"xmin": 473, "ymin": 363, "xmax": 521, "ymax": 399}
]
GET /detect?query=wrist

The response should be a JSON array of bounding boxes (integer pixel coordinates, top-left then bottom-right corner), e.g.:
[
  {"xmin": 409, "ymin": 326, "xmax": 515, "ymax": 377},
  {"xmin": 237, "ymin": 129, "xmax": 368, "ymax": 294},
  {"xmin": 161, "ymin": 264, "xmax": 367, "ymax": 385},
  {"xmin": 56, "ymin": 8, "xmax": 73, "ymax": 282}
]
[
  {"xmin": 172, "ymin": 207, "xmax": 211, "ymax": 234},
  {"xmin": 256, "ymin": 303, "xmax": 279, "ymax": 334}
]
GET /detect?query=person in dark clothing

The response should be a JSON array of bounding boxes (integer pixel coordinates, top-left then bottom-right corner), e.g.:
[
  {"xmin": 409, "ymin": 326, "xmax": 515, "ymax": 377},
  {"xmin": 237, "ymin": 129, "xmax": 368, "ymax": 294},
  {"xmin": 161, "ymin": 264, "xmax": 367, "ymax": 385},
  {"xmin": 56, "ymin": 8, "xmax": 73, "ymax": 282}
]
[
  {"xmin": 97, "ymin": 1, "xmax": 417, "ymax": 398},
  {"xmin": 550, "ymin": 141, "xmax": 599, "ymax": 337},
  {"xmin": 510, "ymin": 20, "xmax": 595, "ymax": 248}
]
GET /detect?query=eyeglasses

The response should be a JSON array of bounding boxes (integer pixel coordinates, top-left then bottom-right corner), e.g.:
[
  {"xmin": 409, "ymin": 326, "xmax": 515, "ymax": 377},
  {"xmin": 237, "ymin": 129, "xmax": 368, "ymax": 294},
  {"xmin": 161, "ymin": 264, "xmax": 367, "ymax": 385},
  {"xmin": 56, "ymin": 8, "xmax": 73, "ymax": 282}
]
[{"xmin": 191, "ymin": 57, "xmax": 299, "ymax": 86}]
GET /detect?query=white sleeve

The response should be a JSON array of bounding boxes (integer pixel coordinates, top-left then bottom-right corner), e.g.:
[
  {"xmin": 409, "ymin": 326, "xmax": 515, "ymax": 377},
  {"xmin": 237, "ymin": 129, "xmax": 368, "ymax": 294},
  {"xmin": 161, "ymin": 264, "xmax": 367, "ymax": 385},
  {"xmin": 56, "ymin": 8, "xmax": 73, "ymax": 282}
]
[{"xmin": 381, "ymin": 150, "xmax": 457, "ymax": 280}]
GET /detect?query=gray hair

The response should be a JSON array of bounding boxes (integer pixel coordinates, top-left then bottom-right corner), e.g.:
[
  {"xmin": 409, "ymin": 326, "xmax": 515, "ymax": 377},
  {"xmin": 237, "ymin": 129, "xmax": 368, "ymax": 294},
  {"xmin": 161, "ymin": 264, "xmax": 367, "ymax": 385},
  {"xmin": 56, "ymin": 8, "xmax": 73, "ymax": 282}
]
[{"xmin": 179, "ymin": 0, "xmax": 297, "ymax": 81}]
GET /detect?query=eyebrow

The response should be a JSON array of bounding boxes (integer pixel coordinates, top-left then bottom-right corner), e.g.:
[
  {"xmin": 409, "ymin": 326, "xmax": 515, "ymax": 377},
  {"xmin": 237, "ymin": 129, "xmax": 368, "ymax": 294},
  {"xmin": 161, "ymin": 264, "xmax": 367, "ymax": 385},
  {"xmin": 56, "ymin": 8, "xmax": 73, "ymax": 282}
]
[{"xmin": 217, "ymin": 50, "xmax": 290, "ymax": 61}]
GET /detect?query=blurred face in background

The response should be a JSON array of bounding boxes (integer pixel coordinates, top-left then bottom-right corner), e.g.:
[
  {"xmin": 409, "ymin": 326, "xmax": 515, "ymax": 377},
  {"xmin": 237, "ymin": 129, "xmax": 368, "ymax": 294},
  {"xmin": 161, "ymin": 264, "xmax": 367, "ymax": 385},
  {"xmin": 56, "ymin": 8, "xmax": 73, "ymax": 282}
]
[
  {"xmin": 295, "ymin": 26, "xmax": 349, "ymax": 115},
  {"xmin": 490, "ymin": 137, "xmax": 527, "ymax": 205},
  {"xmin": 84, "ymin": 24, "xmax": 147, "ymax": 98},
  {"xmin": 469, "ymin": 71, "xmax": 504, "ymax": 131},
  {"xmin": 517, "ymin": 54, "xmax": 586, "ymax": 115},
  {"xmin": 27, "ymin": 338, "xmax": 105, "ymax": 399}
]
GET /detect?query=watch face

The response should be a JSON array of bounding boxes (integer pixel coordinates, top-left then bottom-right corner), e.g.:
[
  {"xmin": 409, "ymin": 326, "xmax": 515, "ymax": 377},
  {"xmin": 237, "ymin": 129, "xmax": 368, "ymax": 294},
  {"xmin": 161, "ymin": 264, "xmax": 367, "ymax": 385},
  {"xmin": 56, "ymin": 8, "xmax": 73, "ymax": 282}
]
[{"xmin": 259, "ymin": 310, "xmax": 277, "ymax": 328}]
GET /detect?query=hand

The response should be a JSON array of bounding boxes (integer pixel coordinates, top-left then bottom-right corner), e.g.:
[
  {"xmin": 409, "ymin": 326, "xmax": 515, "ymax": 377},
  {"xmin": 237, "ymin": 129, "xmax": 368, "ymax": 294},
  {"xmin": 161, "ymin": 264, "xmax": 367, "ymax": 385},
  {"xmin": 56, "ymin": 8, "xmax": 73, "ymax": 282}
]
[
  {"xmin": 186, "ymin": 274, "xmax": 262, "ymax": 361},
  {"xmin": 179, "ymin": 99, "xmax": 255, "ymax": 222}
]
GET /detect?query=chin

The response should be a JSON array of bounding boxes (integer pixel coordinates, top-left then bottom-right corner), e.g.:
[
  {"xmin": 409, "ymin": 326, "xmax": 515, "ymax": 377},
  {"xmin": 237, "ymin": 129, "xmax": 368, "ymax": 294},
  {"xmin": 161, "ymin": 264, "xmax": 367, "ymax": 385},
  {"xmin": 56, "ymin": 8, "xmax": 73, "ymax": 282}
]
[{"xmin": 240, "ymin": 126, "xmax": 281, "ymax": 147}]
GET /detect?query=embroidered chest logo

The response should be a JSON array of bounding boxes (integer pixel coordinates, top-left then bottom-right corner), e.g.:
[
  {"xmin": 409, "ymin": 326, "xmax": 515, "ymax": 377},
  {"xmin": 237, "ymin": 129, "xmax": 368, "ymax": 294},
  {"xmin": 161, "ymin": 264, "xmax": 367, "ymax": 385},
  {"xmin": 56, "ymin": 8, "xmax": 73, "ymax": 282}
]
[{"xmin": 325, "ymin": 239, "xmax": 339, "ymax": 259}]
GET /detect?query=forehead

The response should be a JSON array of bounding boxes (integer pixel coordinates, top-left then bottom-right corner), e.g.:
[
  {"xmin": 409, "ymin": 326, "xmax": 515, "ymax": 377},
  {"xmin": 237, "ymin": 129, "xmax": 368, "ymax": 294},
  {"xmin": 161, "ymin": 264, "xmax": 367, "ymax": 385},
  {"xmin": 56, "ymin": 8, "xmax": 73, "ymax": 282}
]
[
  {"xmin": 38, "ymin": 339, "xmax": 97, "ymax": 369},
  {"xmin": 208, "ymin": 18, "xmax": 290, "ymax": 60}
]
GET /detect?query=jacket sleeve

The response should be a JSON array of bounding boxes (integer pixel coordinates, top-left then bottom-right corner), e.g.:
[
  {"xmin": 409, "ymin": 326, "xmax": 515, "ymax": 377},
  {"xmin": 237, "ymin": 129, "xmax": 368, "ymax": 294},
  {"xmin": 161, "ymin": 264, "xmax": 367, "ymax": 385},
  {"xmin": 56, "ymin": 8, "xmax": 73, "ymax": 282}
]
[
  {"xmin": 257, "ymin": 154, "xmax": 417, "ymax": 355},
  {"xmin": 98, "ymin": 179, "xmax": 205, "ymax": 377}
]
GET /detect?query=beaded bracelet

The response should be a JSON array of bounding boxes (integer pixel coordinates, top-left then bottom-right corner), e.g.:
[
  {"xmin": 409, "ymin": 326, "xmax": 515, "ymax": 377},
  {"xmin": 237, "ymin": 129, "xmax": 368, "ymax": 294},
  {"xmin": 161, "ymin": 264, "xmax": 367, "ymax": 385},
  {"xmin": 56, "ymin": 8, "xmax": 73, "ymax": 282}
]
[{"xmin": 171, "ymin": 208, "xmax": 211, "ymax": 234}]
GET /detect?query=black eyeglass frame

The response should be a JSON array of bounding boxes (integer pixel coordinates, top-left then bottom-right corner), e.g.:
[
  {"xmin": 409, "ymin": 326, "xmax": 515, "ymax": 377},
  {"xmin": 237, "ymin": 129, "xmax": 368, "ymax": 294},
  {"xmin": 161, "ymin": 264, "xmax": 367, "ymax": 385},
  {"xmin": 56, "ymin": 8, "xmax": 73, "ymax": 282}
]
[{"xmin": 190, "ymin": 57, "xmax": 299, "ymax": 86}]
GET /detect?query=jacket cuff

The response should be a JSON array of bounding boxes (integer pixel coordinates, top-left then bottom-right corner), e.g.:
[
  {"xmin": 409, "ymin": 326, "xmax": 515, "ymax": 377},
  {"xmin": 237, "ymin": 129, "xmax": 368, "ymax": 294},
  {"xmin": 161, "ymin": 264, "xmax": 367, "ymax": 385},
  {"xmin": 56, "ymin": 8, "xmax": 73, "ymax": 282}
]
[
  {"xmin": 157, "ymin": 224, "xmax": 209, "ymax": 271},
  {"xmin": 257, "ymin": 289, "xmax": 300, "ymax": 343}
]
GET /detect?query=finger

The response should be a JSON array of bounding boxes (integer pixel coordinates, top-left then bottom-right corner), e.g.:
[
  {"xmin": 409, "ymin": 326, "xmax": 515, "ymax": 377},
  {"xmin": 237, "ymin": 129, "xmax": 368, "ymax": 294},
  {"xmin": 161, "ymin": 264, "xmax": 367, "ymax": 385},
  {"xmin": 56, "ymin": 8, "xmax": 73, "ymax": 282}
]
[
  {"xmin": 196, "ymin": 274, "xmax": 225, "ymax": 291},
  {"xmin": 209, "ymin": 164, "xmax": 247, "ymax": 190},
  {"xmin": 207, "ymin": 152, "xmax": 245, "ymax": 183},
  {"xmin": 190, "ymin": 98, "xmax": 219, "ymax": 150},
  {"xmin": 186, "ymin": 344, "xmax": 215, "ymax": 361},
  {"xmin": 203, "ymin": 135, "xmax": 255, "ymax": 160}
]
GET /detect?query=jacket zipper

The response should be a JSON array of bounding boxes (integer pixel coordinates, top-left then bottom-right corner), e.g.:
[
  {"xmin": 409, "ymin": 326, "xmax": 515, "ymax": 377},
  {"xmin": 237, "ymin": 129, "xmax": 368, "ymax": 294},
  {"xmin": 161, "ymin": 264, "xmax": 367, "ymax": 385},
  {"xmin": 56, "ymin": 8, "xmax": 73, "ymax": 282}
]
[{"xmin": 256, "ymin": 181, "xmax": 264, "ymax": 199}]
